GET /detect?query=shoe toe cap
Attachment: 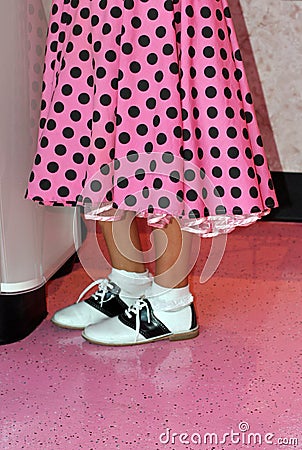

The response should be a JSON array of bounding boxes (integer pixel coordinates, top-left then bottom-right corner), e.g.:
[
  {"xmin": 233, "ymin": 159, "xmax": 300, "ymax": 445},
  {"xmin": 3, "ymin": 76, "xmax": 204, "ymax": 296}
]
[
  {"xmin": 83, "ymin": 317, "xmax": 137, "ymax": 345},
  {"xmin": 52, "ymin": 302, "xmax": 106, "ymax": 329}
]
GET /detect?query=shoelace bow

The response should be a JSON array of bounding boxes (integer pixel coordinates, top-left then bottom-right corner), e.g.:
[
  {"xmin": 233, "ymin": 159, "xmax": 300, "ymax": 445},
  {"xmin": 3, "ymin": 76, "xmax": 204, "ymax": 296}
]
[
  {"xmin": 124, "ymin": 296, "xmax": 151, "ymax": 341},
  {"xmin": 76, "ymin": 278, "xmax": 115, "ymax": 307}
]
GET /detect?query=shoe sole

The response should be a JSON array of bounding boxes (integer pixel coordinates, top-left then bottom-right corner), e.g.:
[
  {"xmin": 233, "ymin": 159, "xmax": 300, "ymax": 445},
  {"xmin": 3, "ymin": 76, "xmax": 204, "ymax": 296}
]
[
  {"xmin": 51, "ymin": 318, "xmax": 86, "ymax": 330},
  {"xmin": 82, "ymin": 326, "xmax": 199, "ymax": 346}
]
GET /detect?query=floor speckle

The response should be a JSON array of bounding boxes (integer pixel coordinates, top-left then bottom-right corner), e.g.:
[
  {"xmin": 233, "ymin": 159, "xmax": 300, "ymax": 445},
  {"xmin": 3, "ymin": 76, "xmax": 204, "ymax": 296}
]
[{"xmin": 1, "ymin": 222, "xmax": 301, "ymax": 449}]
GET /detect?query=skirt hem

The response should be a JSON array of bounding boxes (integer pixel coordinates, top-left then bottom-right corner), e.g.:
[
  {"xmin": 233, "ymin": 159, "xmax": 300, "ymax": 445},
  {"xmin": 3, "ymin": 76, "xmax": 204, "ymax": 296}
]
[{"xmin": 83, "ymin": 202, "xmax": 272, "ymax": 237}]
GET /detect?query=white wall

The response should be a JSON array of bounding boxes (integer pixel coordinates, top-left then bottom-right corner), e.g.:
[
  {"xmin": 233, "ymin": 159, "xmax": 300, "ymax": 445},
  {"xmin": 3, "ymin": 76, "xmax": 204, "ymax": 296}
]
[
  {"xmin": 41, "ymin": 0, "xmax": 52, "ymax": 18},
  {"xmin": 231, "ymin": 0, "xmax": 302, "ymax": 173},
  {"xmin": 0, "ymin": 0, "xmax": 80, "ymax": 293}
]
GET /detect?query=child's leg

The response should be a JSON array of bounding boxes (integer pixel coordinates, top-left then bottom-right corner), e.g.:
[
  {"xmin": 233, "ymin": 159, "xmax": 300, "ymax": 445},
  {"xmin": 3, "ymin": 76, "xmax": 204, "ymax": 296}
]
[
  {"xmin": 51, "ymin": 212, "xmax": 151, "ymax": 330},
  {"xmin": 82, "ymin": 217, "xmax": 200, "ymax": 345},
  {"xmin": 99, "ymin": 211, "xmax": 145, "ymax": 273},
  {"xmin": 153, "ymin": 217, "xmax": 193, "ymax": 288},
  {"xmin": 98, "ymin": 211, "xmax": 152, "ymax": 299},
  {"xmin": 144, "ymin": 217, "xmax": 199, "ymax": 312}
]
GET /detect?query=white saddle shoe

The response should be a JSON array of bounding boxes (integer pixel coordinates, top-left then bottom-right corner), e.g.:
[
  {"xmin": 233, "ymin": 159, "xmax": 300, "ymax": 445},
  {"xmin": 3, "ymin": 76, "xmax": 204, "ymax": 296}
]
[{"xmin": 51, "ymin": 279, "xmax": 132, "ymax": 330}]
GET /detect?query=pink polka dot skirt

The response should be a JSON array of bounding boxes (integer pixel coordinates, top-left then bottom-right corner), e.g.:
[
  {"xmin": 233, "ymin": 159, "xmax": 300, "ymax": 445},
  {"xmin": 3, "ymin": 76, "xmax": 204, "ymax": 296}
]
[{"xmin": 26, "ymin": 0, "xmax": 278, "ymax": 236}]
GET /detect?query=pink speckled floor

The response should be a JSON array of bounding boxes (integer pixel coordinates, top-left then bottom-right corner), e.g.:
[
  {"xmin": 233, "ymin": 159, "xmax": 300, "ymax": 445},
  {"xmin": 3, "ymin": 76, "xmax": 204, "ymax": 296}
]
[{"xmin": 1, "ymin": 222, "xmax": 301, "ymax": 450}]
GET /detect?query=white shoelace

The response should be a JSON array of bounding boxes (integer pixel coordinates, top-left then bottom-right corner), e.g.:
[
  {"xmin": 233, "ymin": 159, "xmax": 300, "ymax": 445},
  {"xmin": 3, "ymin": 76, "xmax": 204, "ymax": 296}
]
[
  {"xmin": 76, "ymin": 279, "xmax": 116, "ymax": 307},
  {"xmin": 124, "ymin": 297, "xmax": 151, "ymax": 341}
]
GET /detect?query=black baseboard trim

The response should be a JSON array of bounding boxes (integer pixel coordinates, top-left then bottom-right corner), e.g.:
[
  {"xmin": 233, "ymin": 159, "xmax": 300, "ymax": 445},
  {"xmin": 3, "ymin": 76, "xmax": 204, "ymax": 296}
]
[
  {"xmin": 0, "ymin": 285, "xmax": 47, "ymax": 345},
  {"xmin": 263, "ymin": 171, "xmax": 302, "ymax": 222}
]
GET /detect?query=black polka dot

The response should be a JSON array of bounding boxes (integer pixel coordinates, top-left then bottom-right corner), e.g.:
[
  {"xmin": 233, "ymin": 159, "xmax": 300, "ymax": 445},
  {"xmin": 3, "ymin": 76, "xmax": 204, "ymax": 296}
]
[
  {"xmin": 105, "ymin": 50, "xmax": 117, "ymax": 62},
  {"xmin": 100, "ymin": 94, "xmax": 111, "ymax": 106},
  {"xmin": 200, "ymin": 7, "xmax": 211, "ymax": 18},
  {"xmin": 155, "ymin": 70, "xmax": 164, "ymax": 82},
  {"xmin": 229, "ymin": 167, "xmax": 241, "ymax": 179},
  {"xmin": 160, "ymin": 88, "xmax": 171, "ymax": 100},
  {"xmin": 214, "ymin": 186, "xmax": 225, "ymax": 198},
  {"xmin": 136, "ymin": 169, "xmax": 146, "ymax": 181},
  {"xmin": 65, "ymin": 170, "xmax": 77, "ymax": 181},
  {"xmin": 245, "ymin": 148, "xmax": 253, "ymax": 159},
  {"xmin": 254, "ymin": 154, "xmax": 265, "ymax": 166},
  {"xmin": 157, "ymin": 133, "xmax": 167, "ymax": 145},
  {"xmin": 204, "ymin": 46, "xmax": 215, "ymax": 58},
  {"xmin": 181, "ymin": 149, "xmax": 193, "ymax": 161},
  {"xmin": 138, "ymin": 80, "xmax": 149, "ymax": 92},
  {"xmin": 209, "ymin": 127, "xmax": 219, "ymax": 138},
  {"xmin": 137, "ymin": 124, "xmax": 148, "ymax": 136},
  {"xmin": 70, "ymin": 110, "xmax": 81, "ymax": 122},
  {"xmin": 228, "ymin": 147, "xmax": 239, "ymax": 159},
  {"xmin": 189, "ymin": 210, "xmax": 200, "ymax": 219},
  {"xmin": 205, "ymin": 86, "xmax": 217, "ymax": 98},
  {"xmin": 122, "ymin": 43, "xmax": 133, "ymax": 55},
  {"xmin": 150, "ymin": 160, "xmax": 157, "ymax": 172},
  {"xmin": 231, "ymin": 187, "xmax": 242, "ymax": 199},
  {"xmin": 265, "ymin": 197, "xmax": 275, "ymax": 208},
  {"xmin": 78, "ymin": 93, "xmax": 90, "ymax": 104},
  {"xmin": 227, "ymin": 127, "xmax": 237, "ymax": 139},
  {"xmin": 147, "ymin": 53, "xmax": 158, "ymax": 65},
  {"xmin": 100, "ymin": 164, "xmax": 110, "ymax": 175},
  {"xmin": 54, "ymin": 102, "xmax": 64, "ymax": 113},
  {"xmin": 40, "ymin": 179, "xmax": 51, "ymax": 190},
  {"xmin": 153, "ymin": 178, "xmax": 163, "ymax": 189},
  {"xmin": 117, "ymin": 177, "xmax": 129, "ymax": 189},
  {"xmin": 62, "ymin": 84, "xmax": 73, "ymax": 96},
  {"xmin": 225, "ymin": 107, "xmax": 235, "ymax": 118},
  {"xmin": 207, "ymin": 107, "xmax": 218, "ymax": 118},
  {"xmin": 63, "ymin": 127, "xmax": 74, "ymax": 139},
  {"xmin": 144, "ymin": 142, "xmax": 153, "ymax": 153},
  {"xmin": 249, "ymin": 187, "xmax": 259, "ymax": 198},
  {"xmin": 88, "ymin": 154, "xmax": 96, "ymax": 165},
  {"xmin": 146, "ymin": 98, "xmax": 156, "ymax": 109},
  {"xmin": 54, "ymin": 145, "xmax": 66, "ymax": 156},
  {"xmin": 58, "ymin": 186, "xmax": 70, "ymax": 197},
  {"xmin": 216, "ymin": 205, "xmax": 227, "ymax": 215},
  {"xmin": 210, "ymin": 147, "xmax": 220, "ymax": 158},
  {"xmin": 40, "ymin": 137, "xmax": 49, "ymax": 148},
  {"xmin": 47, "ymin": 162, "xmax": 59, "ymax": 173},
  {"xmin": 119, "ymin": 132, "xmax": 131, "ymax": 144},
  {"xmin": 138, "ymin": 35, "xmax": 150, "ymax": 47},
  {"xmin": 202, "ymin": 27, "xmax": 213, "ymax": 38},
  {"xmin": 125, "ymin": 195, "xmax": 137, "ymax": 206},
  {"xmin": 186, "ymin": 189, "xmax": 198, "ymax": 201},
  {"xmin": 162, "ymin": 152, "xmax": 174, "ymax": 163},
  {"xmin": 95, "ymin": 138, "xmax": 106, "ymax": 149},
  {"xmin": 91, "ymin": 180, "xmax": 102, "ymax": 192},
  {"xmin": 212, "ymin": 166, "xmax": 222, "ymax": 178},
  {"xmin": 72, "ymin": 153, "xmax": 83, "ymax": 164},
  {"xmin": 128, "ymin": 106, "xmax": 140, "ymax": 118},
  {"xmin": 170, "ymin": 171, "xmax": 180, "ymax": 183},
  {"xmin": 204, "ymin": 66, "xmax": 216, "ymax": 78},
  {"xmin": 246, "ymin": 93, "xmax": 253, "ymax": 104},
  {"xmin": 125, "ymin": 151, "xmax": 138, "ymax": 162},
  {"xmin": 156, "ymin": 26, "xmax": 166, "ymax": 38},
  {"xmin": 184, "ymin": 169, "xmax": 195, "ymax": 181},
  {"xmin": 70, "ymin": 67, "xmax": 82, "ymax": 78},
  {"xmin": 158, "ymin": 197, "xmax": 170, "ymax": 208},
  {"xmin": 233, "ymin": 206, "xmax": 243, "ymax": 215},
  {"xmin": 96, "ymin": 67, "xmax": 106, "ymax": 79}
]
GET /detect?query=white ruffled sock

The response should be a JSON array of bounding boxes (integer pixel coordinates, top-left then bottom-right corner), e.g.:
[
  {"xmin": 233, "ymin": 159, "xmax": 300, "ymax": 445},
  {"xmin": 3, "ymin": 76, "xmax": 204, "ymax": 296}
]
[
  {"xmin": 108, "ymin": 267, "xmax": 152, "ymax": 301},
  {"xmin": 145, "ymin": 281, "xmax": 194, "ymax": 312}
]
